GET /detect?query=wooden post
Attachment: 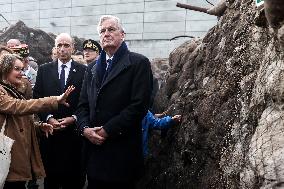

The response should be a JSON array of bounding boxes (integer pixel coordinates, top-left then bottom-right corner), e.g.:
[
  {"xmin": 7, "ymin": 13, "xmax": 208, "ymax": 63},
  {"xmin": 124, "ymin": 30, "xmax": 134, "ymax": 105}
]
[{"xmin": 176, "ymin": 2, "xmax": 217, "ymax": 16}]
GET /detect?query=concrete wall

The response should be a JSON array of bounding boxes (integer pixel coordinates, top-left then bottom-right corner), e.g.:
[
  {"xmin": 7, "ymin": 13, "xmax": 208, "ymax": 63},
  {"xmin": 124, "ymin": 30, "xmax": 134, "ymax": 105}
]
[{"xmin": 0, "ymin": 0, "xmax": 217, "ymax": 60}]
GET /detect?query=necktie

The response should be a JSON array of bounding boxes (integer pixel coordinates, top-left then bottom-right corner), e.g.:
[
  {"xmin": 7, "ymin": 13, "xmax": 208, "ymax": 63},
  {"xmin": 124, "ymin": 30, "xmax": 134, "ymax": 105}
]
[
  {"xmin": 60, "ymin": 64, "xmax": 66, "ymax": 92},
  {"xmin": 102, "ymin": 59, "xmax": 112, "ymax": 83},
  {"xmin": 106, "ymin": 59, "xmax": 112, "ymax": 72}
]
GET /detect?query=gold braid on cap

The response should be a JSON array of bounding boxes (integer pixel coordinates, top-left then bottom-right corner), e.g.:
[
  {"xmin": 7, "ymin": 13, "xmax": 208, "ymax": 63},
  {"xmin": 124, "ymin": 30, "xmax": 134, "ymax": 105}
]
[
  {"xmin": 84, "ymin": 41, "xmax": 99, "ymax": 53},
  {"xmin": 10, "ymin": 44, "xmax": 29, "ymax": 58}
]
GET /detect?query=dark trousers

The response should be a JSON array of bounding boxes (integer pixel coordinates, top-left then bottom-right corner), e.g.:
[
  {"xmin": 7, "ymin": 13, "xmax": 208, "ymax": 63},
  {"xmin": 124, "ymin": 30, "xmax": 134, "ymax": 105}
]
[
  {"xmin": 44, "ymin": 175, "xmax": 85, "ymax": 189},
  {"xmin": 4, "ymin": 181, "xmax": 26, "ymax": 189},
  {"xmin": 87, "ymin": 178, "xmax": 136, "ymax": 189}
]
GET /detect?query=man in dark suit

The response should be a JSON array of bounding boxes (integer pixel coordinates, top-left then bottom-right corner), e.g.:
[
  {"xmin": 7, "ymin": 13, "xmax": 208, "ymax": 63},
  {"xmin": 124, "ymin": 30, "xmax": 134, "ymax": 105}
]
[
  {"xmin": 33, "ymin": 33, "xmax": 86, "ymax": 189},
  {"xmin": 82, "ymin": 39, "xmax": 102, "ymax": 64},
  {"xmin": 76, "ymin": 15, "xmax": 153, "ymax": 189}
]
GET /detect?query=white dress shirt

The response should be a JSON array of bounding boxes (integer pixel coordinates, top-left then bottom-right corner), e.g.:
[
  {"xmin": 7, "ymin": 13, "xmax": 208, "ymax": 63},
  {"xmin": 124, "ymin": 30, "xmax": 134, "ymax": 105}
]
[
  {"xmin": 58, "ymin": 59, "xmax": 72, "ymax": 86},
  {"xmin": 46, "ymin": 59, "xmax": 72, "ymax": 122}
]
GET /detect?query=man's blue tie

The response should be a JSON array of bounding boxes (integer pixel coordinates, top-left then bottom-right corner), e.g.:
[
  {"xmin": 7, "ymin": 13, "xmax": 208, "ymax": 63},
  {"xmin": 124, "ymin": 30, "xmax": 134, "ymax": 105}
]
[{"xmin": 60, "ymin": 64, "xmax": 66, "ymax": 92}]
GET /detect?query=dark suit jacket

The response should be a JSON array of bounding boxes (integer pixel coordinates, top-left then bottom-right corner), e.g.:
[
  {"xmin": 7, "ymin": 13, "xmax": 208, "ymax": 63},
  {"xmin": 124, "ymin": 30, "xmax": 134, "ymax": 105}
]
[
  {"xmin": 76, "ymin": 42, "xmax": 152, "ymax": 182},
  {"xmin": 33, "ymin": 60, "xmax": 86, "ymax": 177}
]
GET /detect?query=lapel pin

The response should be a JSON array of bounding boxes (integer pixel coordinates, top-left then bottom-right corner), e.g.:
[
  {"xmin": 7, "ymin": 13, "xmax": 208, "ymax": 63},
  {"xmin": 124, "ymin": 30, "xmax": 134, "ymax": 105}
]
[{"xmin": 73, "ymin": 69, "xmax": 76, "ymax": 72}]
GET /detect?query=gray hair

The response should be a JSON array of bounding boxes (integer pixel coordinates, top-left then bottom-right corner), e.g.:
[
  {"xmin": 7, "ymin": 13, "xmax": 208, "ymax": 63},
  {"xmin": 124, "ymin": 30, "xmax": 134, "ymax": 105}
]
[
  {"xmin": 6, "ymin": 39, "xmax": 21, "ymax": 48},
  {"xmin": 97, "ymin": 15, "xmax": 125, "ymax": 35},
  {"xmin": 55, "ymin": 33, "xmax": 74, "ymax": 46}
]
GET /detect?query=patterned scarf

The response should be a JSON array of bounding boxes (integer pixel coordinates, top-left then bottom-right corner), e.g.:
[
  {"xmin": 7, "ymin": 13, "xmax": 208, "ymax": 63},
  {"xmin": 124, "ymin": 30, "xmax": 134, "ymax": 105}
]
[{"xmin": 0, "ymin": 81, "xmax": 25, "ymax": 100}]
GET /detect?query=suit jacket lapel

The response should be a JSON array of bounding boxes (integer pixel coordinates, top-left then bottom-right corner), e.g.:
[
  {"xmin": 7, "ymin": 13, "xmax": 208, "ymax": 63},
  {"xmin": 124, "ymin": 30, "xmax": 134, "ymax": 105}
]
[
  {"xmin": 66, "ymin": 61, "xmax": 77, "ymax": 87},
  {"xmin": 91, "ymin": 63, "xmax": 100, "ymax": 89},
  {"xmin": 101, "ymin": 53, "xmax": 130, "ymax": 89},
  {"xmin": 50, "ymin": 61, "xmax": 61, "ymax": 90}
]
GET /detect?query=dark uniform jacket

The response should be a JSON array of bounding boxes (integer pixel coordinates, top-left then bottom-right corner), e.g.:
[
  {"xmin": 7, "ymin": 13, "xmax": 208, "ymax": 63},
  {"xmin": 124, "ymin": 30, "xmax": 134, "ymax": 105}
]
[{"xmin": 76, "ymin": 42, "xmax": 152, "ymax": 182}]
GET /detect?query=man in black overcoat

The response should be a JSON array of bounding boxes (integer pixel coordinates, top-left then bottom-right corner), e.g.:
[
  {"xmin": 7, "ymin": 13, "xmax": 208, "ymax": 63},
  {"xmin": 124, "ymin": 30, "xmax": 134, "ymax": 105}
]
[
  {"xmin": 33, "ymin": 33, "xmax": 86, "ymax": 189},
  {"xmin": 76, "ymin": 15, "xmax": 153, "ymax": 189}
]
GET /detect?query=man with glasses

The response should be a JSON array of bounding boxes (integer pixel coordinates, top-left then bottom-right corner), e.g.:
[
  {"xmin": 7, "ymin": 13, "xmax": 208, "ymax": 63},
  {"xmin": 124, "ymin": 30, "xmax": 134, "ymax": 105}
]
[
  {"xmin": 33, "ymin": 33, "xmax": 86, "ymax": 189},
  {"xmin": 77, "ymin": 15, "xmax": 152, "ymax": 188}
]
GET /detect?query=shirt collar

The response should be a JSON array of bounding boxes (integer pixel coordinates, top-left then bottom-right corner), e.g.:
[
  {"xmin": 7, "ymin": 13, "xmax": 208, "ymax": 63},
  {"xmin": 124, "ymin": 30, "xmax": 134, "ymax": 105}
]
[
  {"xmin": 106, "ymin": 54, "xmax": 113, "ymax": 61},
  {"xmin": 24, "ymin": 65, "xmax": 31, "ymax": 75},
  {"xmin": 58, "ymin": 59, "xmax": 72, "ymax": 69}
]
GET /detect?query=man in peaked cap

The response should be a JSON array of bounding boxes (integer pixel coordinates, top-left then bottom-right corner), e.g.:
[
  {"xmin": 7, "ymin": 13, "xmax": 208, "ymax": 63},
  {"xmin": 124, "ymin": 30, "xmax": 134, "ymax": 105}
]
[
  {"xmin": 82, "ymin": 39, "xmax": 102, "ymax": 64},
  {"xmin": 10, "ymin": 44, "xmax": 37, "ymax": 89},
  {"xmin": 10, "ymin": 43, "xmax": 29, "ymax": 57}
]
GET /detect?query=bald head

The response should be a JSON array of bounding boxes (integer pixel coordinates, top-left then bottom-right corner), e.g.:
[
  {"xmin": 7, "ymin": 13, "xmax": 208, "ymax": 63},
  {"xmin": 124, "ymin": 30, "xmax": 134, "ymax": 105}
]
[
  {"xmin": 6, "ymin": 39, "xmax": 21, "ymax": 48},
  {"xmin": 55, "ymin": 33, "xmax": 73, "ymax": 47}
]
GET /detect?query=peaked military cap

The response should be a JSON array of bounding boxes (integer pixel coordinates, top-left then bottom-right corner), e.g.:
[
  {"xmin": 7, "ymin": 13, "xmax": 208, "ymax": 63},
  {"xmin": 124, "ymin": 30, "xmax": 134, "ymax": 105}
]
[
  {"xmin": 83, "ymin": 39, "xmax": 102, "ymax": 54},
  {"xmin": 10, "ymin": 44, "xmax": 29, "ymax": 58}
]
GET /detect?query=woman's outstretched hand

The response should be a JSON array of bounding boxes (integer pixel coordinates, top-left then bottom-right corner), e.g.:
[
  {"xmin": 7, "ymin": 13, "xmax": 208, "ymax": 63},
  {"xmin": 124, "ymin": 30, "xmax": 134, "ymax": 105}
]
[{"xmin": 56, "ymin": 85, "xmax": 75, "ymax": 106}]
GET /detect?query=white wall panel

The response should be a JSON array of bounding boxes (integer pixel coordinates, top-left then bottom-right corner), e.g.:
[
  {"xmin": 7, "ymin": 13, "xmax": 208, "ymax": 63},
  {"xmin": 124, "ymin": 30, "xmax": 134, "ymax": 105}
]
[{"xmin": 0, "ymin": 0, "xmax": 217, "ymax": 59}]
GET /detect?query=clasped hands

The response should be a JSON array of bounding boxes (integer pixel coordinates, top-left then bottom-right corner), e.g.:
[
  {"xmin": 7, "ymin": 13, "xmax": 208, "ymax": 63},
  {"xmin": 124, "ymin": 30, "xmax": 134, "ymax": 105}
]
[
  {"xmin": 40, "ymin": 116, "xmax": 76, "ymax": 137},
  {"xmin": 40, "ymin": 86, "xmax": 76, "ymax": 137},
  {"xmin": 48, "ymin": 116, "xmax": 76, "ymax": 129},
  {"xmin": 83, "ymin": 127, "xmax": 108, "ymax": 145}
]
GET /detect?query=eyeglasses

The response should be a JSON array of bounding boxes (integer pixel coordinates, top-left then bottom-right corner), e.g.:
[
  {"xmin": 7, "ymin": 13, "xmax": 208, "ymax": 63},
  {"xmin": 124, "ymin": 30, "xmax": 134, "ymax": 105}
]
[
  {"xmin": 99, "ymin": 27, "xmax": 118, "ymax": 35},
  {"xmin": 14, "ymin": 66, "xmax": 24, "ymax": 73},
  {"xmin": 57, "ymin": 43, "xmax": 71, "ymax": 48}
]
